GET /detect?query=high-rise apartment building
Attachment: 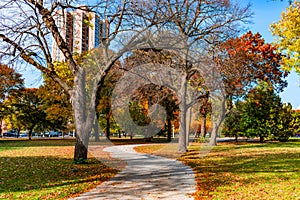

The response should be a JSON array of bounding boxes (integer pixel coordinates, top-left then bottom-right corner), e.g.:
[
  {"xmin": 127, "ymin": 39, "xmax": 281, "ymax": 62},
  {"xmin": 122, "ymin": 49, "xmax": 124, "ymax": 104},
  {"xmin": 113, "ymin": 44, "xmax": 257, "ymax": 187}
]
[{"xmin": 52, "ymin": 8, "xmax": 106, "ymax": 61}]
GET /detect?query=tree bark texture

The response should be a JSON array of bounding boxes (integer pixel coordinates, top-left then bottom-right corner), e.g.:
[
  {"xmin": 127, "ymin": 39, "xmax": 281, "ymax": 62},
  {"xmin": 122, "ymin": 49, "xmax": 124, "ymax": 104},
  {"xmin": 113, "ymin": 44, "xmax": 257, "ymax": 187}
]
[
  {"xmin": 106, "ymin": 117, "xmax": 110, "ymax": 140},
  {"xmin": 167, "ymin": 118, "xmax": 172, "ymax": 142},
  {"xmin": 178, "ymin": 74, "xmax": 188, "ymax": 153},
  {"xmin": 72, "ymin": 68, "xmax": 90, "ymax": 162},
  {"xmin": 94, "ymin": 115, "xmax": 100, "ymax": 142},
  {"xmin": 209, "ymin": 97, "xmax": 226, "ymax": 146},
  {"xmin": 201, "ymin": 115, "xmax": 207, "ymax": 137}
]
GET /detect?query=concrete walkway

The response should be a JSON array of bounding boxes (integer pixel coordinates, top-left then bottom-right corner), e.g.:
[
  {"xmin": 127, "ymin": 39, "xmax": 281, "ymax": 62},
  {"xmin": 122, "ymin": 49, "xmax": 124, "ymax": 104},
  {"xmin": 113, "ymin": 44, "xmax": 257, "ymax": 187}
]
[{"xmin": 71, "ymin": 144, "xmax": 196, "ymax": 200}]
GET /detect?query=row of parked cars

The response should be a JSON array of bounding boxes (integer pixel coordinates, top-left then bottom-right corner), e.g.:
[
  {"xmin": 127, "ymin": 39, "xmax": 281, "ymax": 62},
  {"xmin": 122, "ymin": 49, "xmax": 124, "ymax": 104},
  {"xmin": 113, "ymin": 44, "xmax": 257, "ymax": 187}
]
[{"xmin": 2, "ymin": 130, "xmax": 75, "ymax": 138}]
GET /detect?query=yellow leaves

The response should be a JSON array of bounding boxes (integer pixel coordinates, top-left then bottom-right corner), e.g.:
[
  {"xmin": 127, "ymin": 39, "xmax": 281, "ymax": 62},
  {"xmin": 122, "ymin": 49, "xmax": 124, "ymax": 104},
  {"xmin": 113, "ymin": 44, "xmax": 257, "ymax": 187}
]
[
  {"xmin": 271, "ymin": 1, "xmax": 300, "ymax": 73},
  {"xmin": 51, "ymin": 61, "xmax": 73, "ymax": 86},
  {"xmin": 84, "ymin": 14, "xmax": 94, "ymax": 29}
]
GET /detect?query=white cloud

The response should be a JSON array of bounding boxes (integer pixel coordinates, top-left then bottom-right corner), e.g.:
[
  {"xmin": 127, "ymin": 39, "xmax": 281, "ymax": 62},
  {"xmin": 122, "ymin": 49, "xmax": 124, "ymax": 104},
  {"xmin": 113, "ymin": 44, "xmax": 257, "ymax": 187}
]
[{"xmin": 296, "ymin": 105, "xmax": 300, "ymax": 110}]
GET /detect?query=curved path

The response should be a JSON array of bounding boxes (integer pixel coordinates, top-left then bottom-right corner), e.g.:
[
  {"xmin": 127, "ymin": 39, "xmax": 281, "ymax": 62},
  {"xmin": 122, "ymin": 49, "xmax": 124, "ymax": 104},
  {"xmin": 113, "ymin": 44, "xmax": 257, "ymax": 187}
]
[{"xmin": 72, "ymin": 144, "xmax": 196, "ymax": 200}]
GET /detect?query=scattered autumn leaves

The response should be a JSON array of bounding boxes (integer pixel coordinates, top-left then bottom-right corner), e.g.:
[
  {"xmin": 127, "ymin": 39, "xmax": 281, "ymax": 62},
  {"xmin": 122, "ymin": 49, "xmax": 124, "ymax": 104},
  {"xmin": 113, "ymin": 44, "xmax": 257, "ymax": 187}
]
[
  {"xmin": 1, "ymin": 139, "xmax": 299, "ymax": 199},
  {"xmin": 135, "ymin": 140, "xmax": 300, "ymax": 200},
  {"xmin": 0, "ymin": 139, "xmax": 118, "ymax": 200}
]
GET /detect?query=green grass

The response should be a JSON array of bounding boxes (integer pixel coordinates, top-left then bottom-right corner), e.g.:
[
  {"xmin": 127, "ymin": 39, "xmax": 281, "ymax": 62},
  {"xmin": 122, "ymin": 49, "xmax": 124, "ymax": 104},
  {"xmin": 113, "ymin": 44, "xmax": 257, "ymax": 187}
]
[
  {"xmin": 0, "ymin": 139, "xmax": 118, "ymax": 200},
  {"xmin": 2, "ymin": 138, "xmax": 299, "ymax": 199},
  {"xmin": 135, "ymin": 140, "xmax": 300, "ymax": 200}
]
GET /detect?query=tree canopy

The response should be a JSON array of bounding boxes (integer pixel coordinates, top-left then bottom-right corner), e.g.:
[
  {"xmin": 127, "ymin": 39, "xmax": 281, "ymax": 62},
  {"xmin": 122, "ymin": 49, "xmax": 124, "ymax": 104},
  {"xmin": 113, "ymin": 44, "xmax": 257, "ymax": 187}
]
[
  {"xmin": 0, "ymin": 0, "xmax": 252, "ymax": 161},
  {"xmin": 216, "ymin": 31, "xmax": 288, "ymax": 111},
  {"xmin": 223, "ymin": 81, "xmax": 294, "ymax": 142},
  {"xmin": 271, "ymin": 1, "xmax": 300, "ymax": 74},
  {"xmin": 5, "ymin": 88, "xmax": 46, "ymax": 140},
  {"xmin": 0, "ymin": 64, "xmax": 24, "ymax": 102},
  {"xmin": 0, "ymin": 64, "xmax": 24, "ymax": 136}
]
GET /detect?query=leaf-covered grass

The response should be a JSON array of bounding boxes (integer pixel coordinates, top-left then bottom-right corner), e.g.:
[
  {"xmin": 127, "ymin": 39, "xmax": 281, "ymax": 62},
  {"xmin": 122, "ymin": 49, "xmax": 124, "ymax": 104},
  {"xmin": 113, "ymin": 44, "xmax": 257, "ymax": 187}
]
[
  {"xmin": 135, "ymin": 139, "xmax": 300, "ymax": 200},
  {"xmin": 0, "ymin": 139, "xmax": 118, "ymax": 200}
]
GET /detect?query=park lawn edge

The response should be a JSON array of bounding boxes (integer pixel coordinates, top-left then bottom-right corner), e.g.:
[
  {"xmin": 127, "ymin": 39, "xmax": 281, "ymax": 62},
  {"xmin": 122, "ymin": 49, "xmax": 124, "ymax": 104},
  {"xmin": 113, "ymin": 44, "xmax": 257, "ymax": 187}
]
[{"xmin": 134, "ymin": 139, "xmax": 300, "ymax": 200}]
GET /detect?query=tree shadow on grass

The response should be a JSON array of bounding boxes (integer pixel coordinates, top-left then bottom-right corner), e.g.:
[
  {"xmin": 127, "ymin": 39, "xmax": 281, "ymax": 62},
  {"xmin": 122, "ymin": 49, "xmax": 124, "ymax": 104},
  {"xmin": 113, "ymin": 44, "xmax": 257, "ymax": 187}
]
[
  {"xmin": 183, "ymin": 147, "xmax": 300, "ymax": 199},
  {"xmin": 0, "ymin": 156, "xmax": 118, "ymax": 194},
  {"xmin": 233, "ymin": 141, "xmax": 300, "ymax": 149}
]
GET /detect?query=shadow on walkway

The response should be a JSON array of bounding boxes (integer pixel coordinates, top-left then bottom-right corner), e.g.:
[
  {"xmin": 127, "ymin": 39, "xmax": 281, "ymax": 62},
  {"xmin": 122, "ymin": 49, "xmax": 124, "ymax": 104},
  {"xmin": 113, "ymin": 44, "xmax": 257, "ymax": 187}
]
[{"xmin": 71, "ymin": 145, "xmax": 196, "ymax": 200}]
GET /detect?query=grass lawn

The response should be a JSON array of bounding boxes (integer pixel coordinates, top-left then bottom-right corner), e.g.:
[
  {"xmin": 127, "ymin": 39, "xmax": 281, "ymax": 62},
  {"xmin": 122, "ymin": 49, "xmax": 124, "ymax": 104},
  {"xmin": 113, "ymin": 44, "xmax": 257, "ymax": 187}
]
[
  {"xmin": 135, "ymin": 139, "xmax": 300, "ymax": 200},
  {"xmin": 0, "ymin": 139, "xmax": 118, "ymax": 200}
]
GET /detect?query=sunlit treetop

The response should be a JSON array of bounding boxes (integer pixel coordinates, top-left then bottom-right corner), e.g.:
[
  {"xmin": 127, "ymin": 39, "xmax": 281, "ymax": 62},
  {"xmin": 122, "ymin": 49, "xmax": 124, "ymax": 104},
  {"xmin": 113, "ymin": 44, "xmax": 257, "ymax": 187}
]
[
  {"xmin": 216, "ymin": 31, "xmax": 288, "ymax": 99},
  {"xmin": 271, "ymin": 1, "xmax": 300, "ymax": 74},
  {"xmin": 0, "ymin": 64, "xmax": 24, "ymax": 101}
]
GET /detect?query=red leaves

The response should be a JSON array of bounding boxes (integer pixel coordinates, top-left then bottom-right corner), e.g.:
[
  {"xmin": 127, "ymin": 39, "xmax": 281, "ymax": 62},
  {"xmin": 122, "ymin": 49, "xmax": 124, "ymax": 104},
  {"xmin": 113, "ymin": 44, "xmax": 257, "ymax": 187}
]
[{"xmin": 216, "ymin": 31, "xmax": 288, "ymax": 97}]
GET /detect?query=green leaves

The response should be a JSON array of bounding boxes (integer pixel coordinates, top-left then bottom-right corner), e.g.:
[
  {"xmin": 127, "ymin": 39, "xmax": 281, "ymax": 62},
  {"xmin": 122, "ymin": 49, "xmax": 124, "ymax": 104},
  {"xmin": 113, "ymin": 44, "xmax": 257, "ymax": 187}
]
[
  {"xmin": 4, "ymin": 88, "xmax": 46, "ymax": 139},
  {"xmin": 223, "ymin": 81, "xmax": 294, "ymax": 141},
  {"xmin": 291, "ymin": 111, "xmax": 300, "ymax": 135}
]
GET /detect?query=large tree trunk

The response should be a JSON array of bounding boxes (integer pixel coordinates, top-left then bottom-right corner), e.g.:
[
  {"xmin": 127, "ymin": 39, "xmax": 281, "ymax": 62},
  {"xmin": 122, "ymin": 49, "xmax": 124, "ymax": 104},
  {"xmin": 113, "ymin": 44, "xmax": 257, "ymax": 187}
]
[
  {"xmin": 74, "ymin": 133, "xmax": 88, "ymax": 162},
  {"xmin": 178, "ymin": 74, "xmax": 188, "ymax": 153},
  {"xmin": 178, "ymin": 110, "xmax": 187, "ymax": 152},
  {"xmin": 72, "ymin": 68, "xmax": 95, "ymax": 163}
]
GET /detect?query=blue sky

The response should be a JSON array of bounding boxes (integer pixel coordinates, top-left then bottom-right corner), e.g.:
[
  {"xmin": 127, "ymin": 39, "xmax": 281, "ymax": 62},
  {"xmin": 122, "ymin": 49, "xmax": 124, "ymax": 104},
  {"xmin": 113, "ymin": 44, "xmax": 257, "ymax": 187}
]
[
  {"xmin": 22, "ymin": 0, "xmax": 300, "ymax": 108},
  {"xmin": 249, "ymin": 0, "xmax": 300, "ymax": 109}
]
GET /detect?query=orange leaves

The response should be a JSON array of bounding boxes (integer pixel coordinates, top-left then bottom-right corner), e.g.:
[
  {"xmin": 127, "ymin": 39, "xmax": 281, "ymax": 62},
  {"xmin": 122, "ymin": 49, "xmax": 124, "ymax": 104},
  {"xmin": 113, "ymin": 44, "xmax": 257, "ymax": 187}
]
[
  {"xmin": 216, "ymin": 31, "xmax": 287, "ymax": 97},
  {"xmin": 0, "ymin": 64, "xmax": 24, "ymax": 101}
]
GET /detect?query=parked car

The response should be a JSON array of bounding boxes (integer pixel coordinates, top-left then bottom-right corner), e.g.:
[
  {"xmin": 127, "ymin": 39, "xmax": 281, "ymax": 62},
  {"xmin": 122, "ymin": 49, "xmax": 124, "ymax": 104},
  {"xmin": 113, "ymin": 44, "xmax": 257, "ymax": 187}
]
[
  {"xmin": 49, "ymin": 131, "xmax": 62, "ymax": 137},
  {"xmin": 19, "ymin": 133, "xmax": 28, "ymax": 138},
  {"xmin": 68, "ymin": 132, "xmax": 75, "ymax": 137},
  {"xmin": 3, "ymin": 130, "xmax": 18, "ymax": 137}
]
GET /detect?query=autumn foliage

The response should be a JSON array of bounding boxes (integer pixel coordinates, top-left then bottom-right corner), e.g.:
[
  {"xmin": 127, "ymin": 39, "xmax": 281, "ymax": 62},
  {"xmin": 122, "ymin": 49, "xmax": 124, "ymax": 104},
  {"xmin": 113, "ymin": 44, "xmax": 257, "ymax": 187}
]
[
  {"xmin": 0, "ymin": 64, "xmax": 23, "ymax": 101},
  {"xmin": 216, "ymin": 31, "xmax": 288, "ymax": 110},
  {"xmin": 0, "ymin": 64, "xmax": 24, "ymax": 135},
  {"xmin": 271, "ymin": 1, "xmax": 300, "ymax": 73}
]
